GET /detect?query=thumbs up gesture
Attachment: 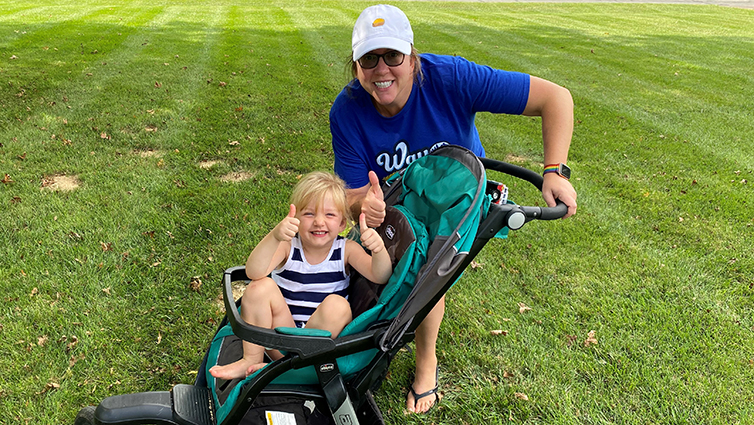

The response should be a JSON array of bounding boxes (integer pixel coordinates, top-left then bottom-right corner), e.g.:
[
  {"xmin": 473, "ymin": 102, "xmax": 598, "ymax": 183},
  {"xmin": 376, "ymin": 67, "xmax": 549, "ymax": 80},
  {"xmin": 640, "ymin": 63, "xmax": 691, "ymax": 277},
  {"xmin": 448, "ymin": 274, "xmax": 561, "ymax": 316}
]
[
  {"xmin": 359, "ymin": 213, "xmax": 385, "ymax": 254},
  {"xmin": 272, "ymin": 204, "xmax": 300, "ymax": 242},
  {"xmin": 361, "ymin": 171, "xmax": 386, "ymax": 228}
]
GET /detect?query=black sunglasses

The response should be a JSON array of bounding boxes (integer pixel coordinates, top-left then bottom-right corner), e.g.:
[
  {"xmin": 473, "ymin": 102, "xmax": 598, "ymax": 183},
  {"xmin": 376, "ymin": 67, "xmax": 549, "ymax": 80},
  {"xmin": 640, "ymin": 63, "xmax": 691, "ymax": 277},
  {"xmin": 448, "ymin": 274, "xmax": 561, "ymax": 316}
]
[{"xmin": 357, "ymin": 51, "xmax": 406, "ymax": 70}]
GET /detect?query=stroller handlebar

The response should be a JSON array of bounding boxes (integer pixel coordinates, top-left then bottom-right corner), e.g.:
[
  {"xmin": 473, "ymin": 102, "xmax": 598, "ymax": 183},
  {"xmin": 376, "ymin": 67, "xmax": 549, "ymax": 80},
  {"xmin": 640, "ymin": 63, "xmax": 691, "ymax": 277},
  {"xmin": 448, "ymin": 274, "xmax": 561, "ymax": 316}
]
[
  {"xmin": 521, "ymin": 203, "xmax": 569, "ymax": 221},
  {"xmin": 480, "ymin": 157, "xmax": 569, "ymax": 217},
  {"xmin": 479, "ymin": 157, "xmax": 547, "ymax": 191},
  {"xmin": 478, "ymin": 156, "xmax": 568, "ymax": 233}
]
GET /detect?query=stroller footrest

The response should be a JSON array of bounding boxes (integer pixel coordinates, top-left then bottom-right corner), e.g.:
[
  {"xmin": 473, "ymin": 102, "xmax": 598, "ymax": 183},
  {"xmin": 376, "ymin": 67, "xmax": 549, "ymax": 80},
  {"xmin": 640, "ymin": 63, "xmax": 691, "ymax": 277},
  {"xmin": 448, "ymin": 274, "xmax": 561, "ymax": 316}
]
[
  {"xmin": 173, "ymin": 384, "xmax": 216, "ymax": 425},
  {"xmin": 94, "ymin": 385, "xmax": 215, "ymax": 425},
  {"xmin": 96, "ymin": 391, "xmax": 174, "ymax": 424}
]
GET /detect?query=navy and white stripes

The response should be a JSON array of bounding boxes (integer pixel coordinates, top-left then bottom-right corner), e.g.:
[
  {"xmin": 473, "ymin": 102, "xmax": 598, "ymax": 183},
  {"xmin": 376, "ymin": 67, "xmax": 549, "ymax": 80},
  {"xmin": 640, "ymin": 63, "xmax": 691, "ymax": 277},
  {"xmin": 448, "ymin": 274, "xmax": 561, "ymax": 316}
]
[{"xmin": 272, "ymin": 235, "xmax": 350, "ymax": 324}]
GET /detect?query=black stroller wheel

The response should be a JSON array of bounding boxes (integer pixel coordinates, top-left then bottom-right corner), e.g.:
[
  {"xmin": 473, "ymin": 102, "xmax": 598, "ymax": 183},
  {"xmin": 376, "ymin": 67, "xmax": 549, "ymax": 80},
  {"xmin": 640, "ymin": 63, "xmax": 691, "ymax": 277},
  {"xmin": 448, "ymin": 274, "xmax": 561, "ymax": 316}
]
[{"xmin": 73, "ymin": 406, "xmax": 96, "ymax": 425}]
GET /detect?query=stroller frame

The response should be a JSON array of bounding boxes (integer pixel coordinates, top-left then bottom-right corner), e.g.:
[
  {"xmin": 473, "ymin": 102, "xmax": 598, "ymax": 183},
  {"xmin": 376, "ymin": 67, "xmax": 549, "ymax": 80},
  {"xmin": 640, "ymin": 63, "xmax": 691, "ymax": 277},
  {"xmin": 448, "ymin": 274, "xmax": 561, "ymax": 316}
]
[{"xmin": 74, "ymin": 147, "xmax": 567, "ymax": 425}]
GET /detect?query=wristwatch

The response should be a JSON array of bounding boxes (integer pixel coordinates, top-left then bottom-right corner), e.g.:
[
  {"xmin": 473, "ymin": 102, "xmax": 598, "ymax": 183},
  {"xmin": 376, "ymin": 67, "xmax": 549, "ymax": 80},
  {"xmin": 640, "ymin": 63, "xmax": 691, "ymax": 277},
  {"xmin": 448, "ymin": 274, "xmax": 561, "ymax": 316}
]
[{"xmin": 543, "ymin": 163, "xmax": 571, "ymax": 180}]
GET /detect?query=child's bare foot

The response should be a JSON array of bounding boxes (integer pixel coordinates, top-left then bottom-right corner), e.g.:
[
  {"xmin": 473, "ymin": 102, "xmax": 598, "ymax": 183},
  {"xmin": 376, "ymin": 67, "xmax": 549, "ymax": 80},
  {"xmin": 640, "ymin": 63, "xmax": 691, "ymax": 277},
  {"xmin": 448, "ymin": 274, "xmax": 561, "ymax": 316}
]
[
  {"xmin": 209, "ymin": 357, "xmax": 264, "ymax": 380},
  {"xmin": 245, "ymin": 362, "xmax": 268, "ymax": 375}
]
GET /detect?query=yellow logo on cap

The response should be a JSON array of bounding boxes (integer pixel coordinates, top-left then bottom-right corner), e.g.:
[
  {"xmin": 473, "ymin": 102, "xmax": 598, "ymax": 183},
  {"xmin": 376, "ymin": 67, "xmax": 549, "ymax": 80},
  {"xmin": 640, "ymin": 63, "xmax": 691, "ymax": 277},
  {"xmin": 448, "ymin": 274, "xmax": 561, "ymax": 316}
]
[{"xmin": 372, "ymin": 18, "xmax": 385, "ymax": 27}]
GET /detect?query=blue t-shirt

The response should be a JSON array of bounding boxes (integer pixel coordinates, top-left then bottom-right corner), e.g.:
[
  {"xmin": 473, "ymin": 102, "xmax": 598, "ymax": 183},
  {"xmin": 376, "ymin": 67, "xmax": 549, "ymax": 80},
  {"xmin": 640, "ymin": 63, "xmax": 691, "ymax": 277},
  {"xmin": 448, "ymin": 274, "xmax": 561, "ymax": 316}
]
[{"xmin": 330, "ymin": 53, "xmax": 530, "ymax": 189}]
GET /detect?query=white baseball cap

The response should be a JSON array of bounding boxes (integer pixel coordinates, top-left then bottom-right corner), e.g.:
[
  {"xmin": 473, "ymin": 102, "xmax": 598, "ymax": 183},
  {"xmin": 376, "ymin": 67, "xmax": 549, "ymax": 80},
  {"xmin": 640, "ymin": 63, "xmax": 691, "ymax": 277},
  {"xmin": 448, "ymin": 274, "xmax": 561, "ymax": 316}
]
[{"xmin": 352, "ymin": 4, "xmax": 413, "ymax": 61}]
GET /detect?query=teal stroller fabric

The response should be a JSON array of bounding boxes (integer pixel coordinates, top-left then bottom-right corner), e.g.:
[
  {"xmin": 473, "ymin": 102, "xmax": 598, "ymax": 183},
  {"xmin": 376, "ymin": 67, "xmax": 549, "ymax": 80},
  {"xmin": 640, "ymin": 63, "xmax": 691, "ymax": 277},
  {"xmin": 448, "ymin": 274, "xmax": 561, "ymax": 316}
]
[
  {"xmin": 391, "ymin": 152, "xmax": 484, "ymax": 257},
  {"xmin": 379, "ymin": 147, "xmax": 488, "ymax": 350}
]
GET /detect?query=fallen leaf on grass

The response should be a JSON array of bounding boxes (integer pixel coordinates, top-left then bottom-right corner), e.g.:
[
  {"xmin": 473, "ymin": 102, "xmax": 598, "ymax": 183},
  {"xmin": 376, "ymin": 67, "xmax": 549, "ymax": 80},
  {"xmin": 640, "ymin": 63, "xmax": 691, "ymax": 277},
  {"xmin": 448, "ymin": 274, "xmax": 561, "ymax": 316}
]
[
  {"xmin": 1, "ymin": 174, "xmax": 14, "ymax": 184},
  {"xmin": 38, "ymin": 335, "xmax": 48, "ymax": 346},
  {"xmin": 565, "ymin": 334, "xmax": 578, "ymax": 347},
  {"xmin": 514, "ymin": 392, "xmax": 529, "ymax": 401},
  {"xmin": 38, "ymin": 381, "xmax": 60, "ymax": 394},
  {"xmin": 66, "ymin": 335, "xmax": 79, "ymax": 352},
  {"xmin": 190, "ymin": 276, "xmax": 202, "ymax": 292},
  {"xmin": 470, "ymin": 260, "xmax": 483, "ymax": 269},
  {"xmin": 70, "ymin": 353, "xmax": 85, "ymax": 367},
  {"xmin": 102, "ymin": 287, "xmax": 111, "ymax": 295},
  {"xmin": 490, "ymin": 329, "xmax": 508, "ymax": 336},
  {"xmin": 584, "ymin": 330, "xmax": 598, "ymax": 347},
  {"xmin": 518, "ymin": 302, "xmax": 531, "ymax": 314}
]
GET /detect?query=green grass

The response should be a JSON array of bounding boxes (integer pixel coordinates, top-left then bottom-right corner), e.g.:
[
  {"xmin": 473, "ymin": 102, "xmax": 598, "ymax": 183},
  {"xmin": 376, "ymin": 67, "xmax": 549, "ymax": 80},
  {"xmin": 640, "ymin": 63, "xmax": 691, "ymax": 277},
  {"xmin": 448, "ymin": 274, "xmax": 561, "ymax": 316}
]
[{"xmin": 1, "ymin": 1, "xmax": 753, "ymax": 424}]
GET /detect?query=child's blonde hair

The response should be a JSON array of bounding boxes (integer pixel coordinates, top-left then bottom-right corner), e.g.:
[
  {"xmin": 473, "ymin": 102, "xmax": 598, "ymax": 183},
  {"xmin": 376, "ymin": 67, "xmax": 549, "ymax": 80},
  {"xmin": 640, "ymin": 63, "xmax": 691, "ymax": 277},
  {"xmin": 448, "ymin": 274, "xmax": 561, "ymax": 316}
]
[{"xmin": 290, "ymin": 172, "xmax": 352, "ymax": 223}]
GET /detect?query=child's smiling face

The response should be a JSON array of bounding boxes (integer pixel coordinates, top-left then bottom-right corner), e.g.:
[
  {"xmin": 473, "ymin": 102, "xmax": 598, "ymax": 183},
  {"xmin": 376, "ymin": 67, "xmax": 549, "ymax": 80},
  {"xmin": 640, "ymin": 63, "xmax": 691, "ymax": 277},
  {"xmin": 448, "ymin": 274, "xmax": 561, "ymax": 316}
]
[{"xmin": 296, "ymin": 193, "xmax": 347, "ymax": 252}]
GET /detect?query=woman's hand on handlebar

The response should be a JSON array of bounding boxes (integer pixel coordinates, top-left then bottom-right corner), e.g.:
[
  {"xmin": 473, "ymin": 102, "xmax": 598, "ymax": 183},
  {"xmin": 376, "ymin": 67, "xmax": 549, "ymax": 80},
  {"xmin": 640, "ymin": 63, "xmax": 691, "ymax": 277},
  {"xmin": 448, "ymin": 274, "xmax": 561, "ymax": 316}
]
[{"xmin": 542, "ymin": 173, "xmax": 577, "ymax": 218}]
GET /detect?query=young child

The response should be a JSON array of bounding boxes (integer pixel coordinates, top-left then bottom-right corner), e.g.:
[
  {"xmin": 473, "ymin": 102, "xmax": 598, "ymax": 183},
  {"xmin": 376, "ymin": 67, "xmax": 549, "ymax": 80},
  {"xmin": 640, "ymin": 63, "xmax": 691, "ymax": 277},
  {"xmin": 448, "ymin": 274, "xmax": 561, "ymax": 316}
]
[{"xmin": 209, "ymin": 171, "xmax": 393, "ymax": 380}]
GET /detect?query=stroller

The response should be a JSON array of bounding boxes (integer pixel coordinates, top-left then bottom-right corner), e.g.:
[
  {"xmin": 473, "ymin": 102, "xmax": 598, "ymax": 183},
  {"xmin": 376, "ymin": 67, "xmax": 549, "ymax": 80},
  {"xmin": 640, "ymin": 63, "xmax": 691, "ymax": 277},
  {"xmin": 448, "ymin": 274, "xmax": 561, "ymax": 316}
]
[{"xmin": 74, "ymin": 145, "xmax": 567, "ymax": 425}]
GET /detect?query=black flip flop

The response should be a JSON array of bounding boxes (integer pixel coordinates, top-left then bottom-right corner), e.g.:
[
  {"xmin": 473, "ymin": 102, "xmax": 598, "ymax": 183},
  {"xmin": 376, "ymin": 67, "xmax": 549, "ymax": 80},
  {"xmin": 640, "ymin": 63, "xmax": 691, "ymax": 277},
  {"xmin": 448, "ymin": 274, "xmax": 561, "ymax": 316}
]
[{"xmin": 409, "ymin": 367, "xmax": 440, "ymax": 413}]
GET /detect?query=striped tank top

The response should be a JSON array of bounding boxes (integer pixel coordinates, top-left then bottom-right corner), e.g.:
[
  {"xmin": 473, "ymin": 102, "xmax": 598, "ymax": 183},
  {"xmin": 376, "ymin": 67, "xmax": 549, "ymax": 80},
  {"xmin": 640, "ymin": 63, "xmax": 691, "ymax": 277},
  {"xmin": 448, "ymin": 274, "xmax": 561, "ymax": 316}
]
[{"xmin": 272, "ymin": 235, "xmax": 350, "ymax": 325}]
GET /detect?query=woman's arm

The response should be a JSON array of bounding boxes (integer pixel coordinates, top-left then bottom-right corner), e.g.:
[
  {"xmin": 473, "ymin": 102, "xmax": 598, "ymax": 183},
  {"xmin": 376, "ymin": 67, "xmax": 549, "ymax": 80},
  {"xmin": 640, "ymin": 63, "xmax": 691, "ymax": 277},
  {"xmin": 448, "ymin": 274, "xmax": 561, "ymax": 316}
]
[{"xmin": 523, "ymin": 76, "xmax": 578, "ymax": 218}]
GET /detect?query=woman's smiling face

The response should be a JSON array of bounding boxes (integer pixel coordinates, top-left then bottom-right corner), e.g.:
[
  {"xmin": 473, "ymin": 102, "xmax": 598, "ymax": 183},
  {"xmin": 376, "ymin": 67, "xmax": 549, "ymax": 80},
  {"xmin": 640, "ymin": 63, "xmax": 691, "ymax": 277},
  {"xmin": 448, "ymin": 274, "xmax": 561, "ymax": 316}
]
[{"xmin": 356, "ymin": 49, "xmax": 415, "ymax": 118}]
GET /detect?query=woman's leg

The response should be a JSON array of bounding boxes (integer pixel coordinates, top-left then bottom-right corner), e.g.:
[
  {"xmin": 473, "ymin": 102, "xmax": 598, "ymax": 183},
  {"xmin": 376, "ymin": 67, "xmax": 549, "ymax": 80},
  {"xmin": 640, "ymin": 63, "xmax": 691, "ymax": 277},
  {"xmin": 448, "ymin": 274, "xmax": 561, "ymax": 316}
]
[
  {"xmin": 406, "ymin": 295, "xmax": 444, "ymax": 413},
  {"xmin": 209, "ymin": 278, "xmax": 294, "ymax": 379}
]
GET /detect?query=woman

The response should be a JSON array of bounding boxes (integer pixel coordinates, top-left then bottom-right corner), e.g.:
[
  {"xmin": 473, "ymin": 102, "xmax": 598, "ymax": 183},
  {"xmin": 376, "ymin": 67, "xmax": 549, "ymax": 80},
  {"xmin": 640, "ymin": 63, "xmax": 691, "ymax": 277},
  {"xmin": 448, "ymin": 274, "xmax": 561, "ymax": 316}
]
[{"xmin": 330, "ymin": 4, "xmax": 578, "ymax": 414}]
